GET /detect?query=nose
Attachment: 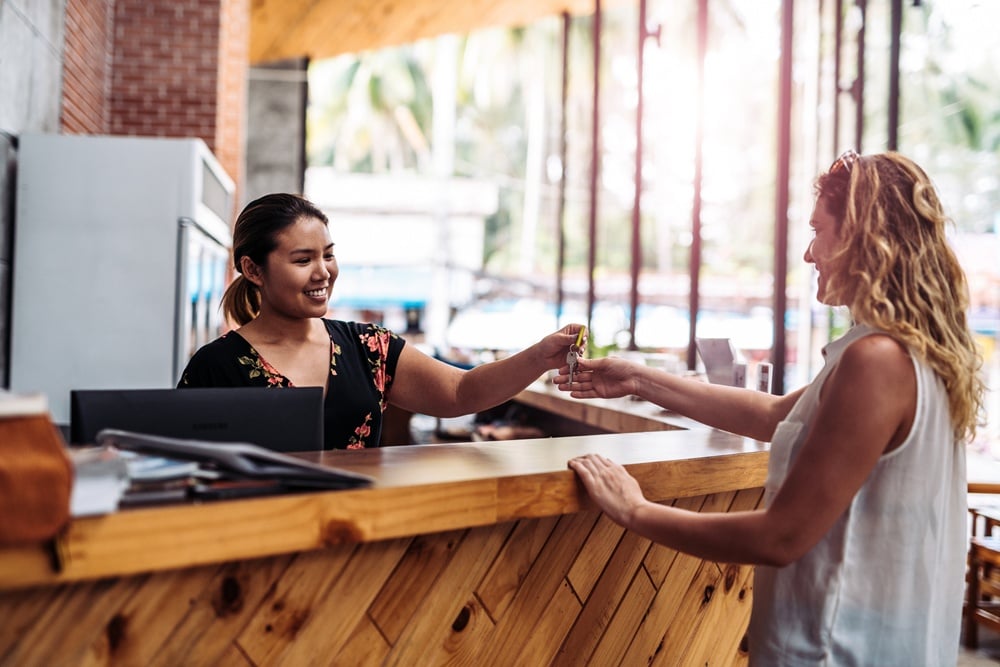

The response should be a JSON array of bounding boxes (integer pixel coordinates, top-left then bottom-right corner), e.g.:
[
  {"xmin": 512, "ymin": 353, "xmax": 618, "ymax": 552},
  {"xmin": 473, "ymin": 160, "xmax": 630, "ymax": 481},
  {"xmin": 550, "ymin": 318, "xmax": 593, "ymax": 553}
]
[{"xmin": 803, "ymin": 238, "xmax": 815, "ymax": 263}]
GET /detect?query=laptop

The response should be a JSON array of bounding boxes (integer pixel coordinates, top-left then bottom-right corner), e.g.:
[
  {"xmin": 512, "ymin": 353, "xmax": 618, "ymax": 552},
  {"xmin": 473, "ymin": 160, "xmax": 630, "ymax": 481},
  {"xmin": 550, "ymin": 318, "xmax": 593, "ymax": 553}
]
[{"xmin": 70, "ymin": 387, "xmax": 325, "ymax": 452}]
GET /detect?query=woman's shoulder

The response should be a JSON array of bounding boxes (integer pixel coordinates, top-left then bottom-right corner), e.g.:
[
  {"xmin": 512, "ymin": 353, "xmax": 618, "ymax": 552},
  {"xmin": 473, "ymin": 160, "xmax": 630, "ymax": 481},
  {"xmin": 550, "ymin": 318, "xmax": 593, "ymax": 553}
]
[
  {"xmin": 195, "ymin": 329, "xmax": 249, "ymax": 354},
  {"xmin": 834, "ymin": 331, "xmax": 914, "ymax": 391},
  {"xmin": 843, "ymin": 331, "xmax": 909, "ymax": 363},
  {"xmin": 179, "ymin": 330, "xmax": 254, "ymax": 387},
  {"xmin": 323, "ymin": 318, "xmax": 401, "ymax": 340}
]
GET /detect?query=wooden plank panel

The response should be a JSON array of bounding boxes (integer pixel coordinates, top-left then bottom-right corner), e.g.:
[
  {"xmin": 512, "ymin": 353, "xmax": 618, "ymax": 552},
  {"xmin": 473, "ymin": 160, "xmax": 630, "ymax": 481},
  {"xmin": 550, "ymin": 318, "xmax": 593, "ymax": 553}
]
[
  {"xmin": 587, "ymin": 568, "xmax": 657, "ymax": 667},
  {"xmin": 652, "ymin": 560, "xmax": 725, "ymax": 667},
  {"xmin": 212, "ymin": 643, "xmax": 255, "ymax": 666},
  {"xmin": 402, "ymin": 594, "xmax": 497, "ymax": 666},
  {"xmin": 236, "ymin": 546, "xmax": 359, "ymax": 664},
  {"xmin": 642, "ymin": 495, "xmax": 707, "ymax": 588},
  {"xmin": 385, "ymin": 522, "xmax": 514, "ymax": 665},
  {"xmin": 693, "ymin": 487, "xmax": 763, "ymax": 667},
  {"xmin": 552, "ymin": 527, "xmax": 651, "ymax": 666},
  {"xmin": 622, "ymin": 550, "xmax": 708, "ymax": 664},
  {"xmin": 730, "ymin": 486, "xmax": 766, "ymax": 513},
  {"xmin": 271, "ymin": 538, "xmax": 409, "ymax": 665},
  {"xmin": 98, "ymin": 562, "xmax": 225, "ymax": 666},
  {"xmin": 516, "ymin": 579, "xmax": 583, "ymax": 666},
  {"xmin": 644, "ymin": 492, "xmax": 738, "ymax": 665},
  {"xmin": 3, "ymin": 575, "xmax": 145, "ymax": 665},
  {"xmin": 476, "ymin": 510, "xmax": 598, "ymax": 663},
  {"xmin": 476, "ymin": 514, "xmax": 559, "ymax": 619},
  {"xmin": 683, "ymin": 562, "xmax": 746, "ymax": 659},
  {"xmin": 337, "ymin": 615, "xmax": 391, "ymax": 666},
  {"xmin": 148, "ymin": 555, "xmax": 295, "ymax": 666},
  {"xmin": 368, "ymin": 529, "xmax": 466, "ymax": 643},
  {"xmin": 694, "ymin": 563, "xmax": 753, "ymax": 667},
  {"xmin": 0, "ymin": 584, "xmax": 64, "ymax": 658},
  {"xmin": 566, "ymin": 512, "xmax": 626, "ymax": 602}
]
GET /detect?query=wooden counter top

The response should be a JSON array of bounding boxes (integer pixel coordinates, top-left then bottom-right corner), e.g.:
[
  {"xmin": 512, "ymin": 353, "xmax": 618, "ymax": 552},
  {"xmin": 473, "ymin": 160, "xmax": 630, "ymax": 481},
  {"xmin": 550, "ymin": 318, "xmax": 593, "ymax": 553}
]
[
  {"xmin": 513, "ymin": 379, "xmax": 707, "ymax": 433},
  {"xmin": 0, "ymin": 427, "xmax": 767, "ymax": 590}
]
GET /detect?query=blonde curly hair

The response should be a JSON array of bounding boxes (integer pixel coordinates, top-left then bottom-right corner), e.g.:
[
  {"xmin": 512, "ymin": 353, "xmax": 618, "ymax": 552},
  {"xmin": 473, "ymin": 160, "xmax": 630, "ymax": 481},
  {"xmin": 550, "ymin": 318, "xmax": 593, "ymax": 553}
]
[{"xmin": 816, "ymin": 151, "xmax": 985, "ymax": 442}]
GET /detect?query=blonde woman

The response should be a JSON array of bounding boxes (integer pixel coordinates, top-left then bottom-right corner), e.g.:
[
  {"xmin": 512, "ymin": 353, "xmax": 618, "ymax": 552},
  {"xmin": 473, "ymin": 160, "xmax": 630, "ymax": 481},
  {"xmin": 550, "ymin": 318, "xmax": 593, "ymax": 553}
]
[{"xmin": 560, "ymin": 151, "xmax": 985, "ymax": 665}]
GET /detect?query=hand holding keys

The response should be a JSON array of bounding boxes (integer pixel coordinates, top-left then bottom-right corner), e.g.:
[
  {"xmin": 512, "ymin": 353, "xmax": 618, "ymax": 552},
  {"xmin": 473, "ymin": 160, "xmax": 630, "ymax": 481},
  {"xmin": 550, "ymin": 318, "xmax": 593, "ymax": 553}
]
[{"xmin": 566, "ymin": 326, "xmax": 586, "ymax": 385}]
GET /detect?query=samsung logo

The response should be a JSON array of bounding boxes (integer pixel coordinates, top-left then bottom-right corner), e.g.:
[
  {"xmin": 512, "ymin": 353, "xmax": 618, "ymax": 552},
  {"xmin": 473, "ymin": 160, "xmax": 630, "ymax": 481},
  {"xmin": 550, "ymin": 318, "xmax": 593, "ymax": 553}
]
[{"xmin": 192, "ymin": 422, "xmax": 228, "ymax": 431}]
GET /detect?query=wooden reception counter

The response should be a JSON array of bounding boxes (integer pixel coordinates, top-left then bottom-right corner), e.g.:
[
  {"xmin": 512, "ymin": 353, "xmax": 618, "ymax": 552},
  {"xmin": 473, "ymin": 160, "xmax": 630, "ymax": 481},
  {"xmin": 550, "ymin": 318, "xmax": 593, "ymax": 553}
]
[{"xmin": 0, "ymin": 408, "xmax": 768, "ymax": 666}]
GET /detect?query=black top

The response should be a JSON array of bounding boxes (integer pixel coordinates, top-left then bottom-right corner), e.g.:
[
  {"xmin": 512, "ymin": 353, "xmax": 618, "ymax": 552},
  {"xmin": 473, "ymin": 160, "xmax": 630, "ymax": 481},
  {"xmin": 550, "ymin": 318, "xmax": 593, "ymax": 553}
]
[{"xmin": 178, "ymin": 319, "xmax": 405, "ymax": 450}]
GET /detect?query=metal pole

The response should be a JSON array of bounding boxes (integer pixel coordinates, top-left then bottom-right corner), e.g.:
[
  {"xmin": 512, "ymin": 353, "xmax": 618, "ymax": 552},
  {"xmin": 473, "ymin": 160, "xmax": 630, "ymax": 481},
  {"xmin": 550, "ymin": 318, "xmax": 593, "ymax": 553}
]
[
  {"xmin": 586, "ymin": 0, "xmax": 601, "ymax": 335},
  {"xmin": 855, "ymin": 0, "xmax": 866, "ymax": 152},
  {"xmin": 773, "ymin": 0, "xmax": 794, "ymax": 396},
  {"xmin": 687, "ymin": 0, "xmax": 708, "ymax": 371},
  {"xmin": 888, "ymin": 0, "xmax": 901, "ymax": 150},
  {"xmin": 555, "ymin": 13, "xmax": 570, "ymax": 324},
  {"xmin": 833, "ymin": 0, "xmax": 843, "ymax": 150},
  {"xmin": 628, "ymin": 0, "xmax": 651, "ymax": 351}
]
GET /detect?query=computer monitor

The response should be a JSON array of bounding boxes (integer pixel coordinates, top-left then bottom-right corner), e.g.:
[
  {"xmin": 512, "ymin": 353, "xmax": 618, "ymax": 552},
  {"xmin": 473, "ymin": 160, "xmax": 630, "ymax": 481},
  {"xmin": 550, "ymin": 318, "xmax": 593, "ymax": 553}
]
[{"xmin": 70, "ymin": 387, "xmax": 324, "ymax": 452}]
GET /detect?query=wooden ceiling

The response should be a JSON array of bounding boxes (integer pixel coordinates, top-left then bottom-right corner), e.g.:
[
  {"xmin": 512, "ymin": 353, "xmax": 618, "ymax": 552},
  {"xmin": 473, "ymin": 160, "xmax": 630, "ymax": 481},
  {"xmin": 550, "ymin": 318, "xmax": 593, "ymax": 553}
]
[{"xmin": 249, "ymin": 0, "xmax": 602, "ymax": 64}]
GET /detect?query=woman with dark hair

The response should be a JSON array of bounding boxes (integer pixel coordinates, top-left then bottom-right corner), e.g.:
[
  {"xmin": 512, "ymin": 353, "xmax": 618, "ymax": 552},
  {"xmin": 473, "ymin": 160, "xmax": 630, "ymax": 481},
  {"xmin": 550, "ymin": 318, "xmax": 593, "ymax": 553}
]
[
  {"xmin": 180, "ymin": 193, "xmax": 584, "ymax": 450},
  {"xmin": 559, "ymin": 152, "xmax": 985, "ymax": 665}
]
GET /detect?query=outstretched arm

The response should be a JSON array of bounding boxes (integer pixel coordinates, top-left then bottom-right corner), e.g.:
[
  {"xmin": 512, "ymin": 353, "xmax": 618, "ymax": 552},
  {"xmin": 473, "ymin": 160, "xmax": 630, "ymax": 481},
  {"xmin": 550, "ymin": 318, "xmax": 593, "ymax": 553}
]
[
  {"xmin": 569, "ymin": 334, "xmax": 917, "ymax": 566},
  {"xmin": 554, "ymin": 356, "xmax": 802, "ymax": 442},
  {"xmin": 388, "ymin": 324, "xmax": 586, "ymax": 418}
]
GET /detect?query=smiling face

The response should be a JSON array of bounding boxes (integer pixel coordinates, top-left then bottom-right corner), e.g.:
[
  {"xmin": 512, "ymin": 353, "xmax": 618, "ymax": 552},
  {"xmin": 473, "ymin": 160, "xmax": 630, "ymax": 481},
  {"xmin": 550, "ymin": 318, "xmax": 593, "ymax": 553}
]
[
  {"xmin": 803, "ymin": 198, "xmax": 844, "ymax": 306},
  {"xmin": 242, "ymin": 215, "xmax": 338, "ymax": 320}
]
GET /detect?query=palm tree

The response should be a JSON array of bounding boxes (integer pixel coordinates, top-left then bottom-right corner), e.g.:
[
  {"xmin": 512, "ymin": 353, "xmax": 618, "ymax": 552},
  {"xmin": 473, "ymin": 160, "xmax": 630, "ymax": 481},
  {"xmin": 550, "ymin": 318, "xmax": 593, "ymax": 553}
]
[{"xmin": 308, "ymin": 46, "xmax": 433, "ymax": 173}]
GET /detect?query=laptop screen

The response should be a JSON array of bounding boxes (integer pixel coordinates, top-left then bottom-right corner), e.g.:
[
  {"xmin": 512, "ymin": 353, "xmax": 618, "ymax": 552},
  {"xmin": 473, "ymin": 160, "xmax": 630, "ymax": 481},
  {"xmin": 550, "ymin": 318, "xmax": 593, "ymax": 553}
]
[{"xmin": 70, "ymin": 387, "xmax": 325, "ymax": 452}]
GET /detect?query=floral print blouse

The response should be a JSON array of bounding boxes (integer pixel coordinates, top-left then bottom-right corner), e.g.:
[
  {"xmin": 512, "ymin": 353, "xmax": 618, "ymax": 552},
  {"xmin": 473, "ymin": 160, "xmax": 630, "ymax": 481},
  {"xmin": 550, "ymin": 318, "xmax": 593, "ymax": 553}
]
[{"xmin": 178, "ymin": 319, "xmax": 405, "ymax": 450}]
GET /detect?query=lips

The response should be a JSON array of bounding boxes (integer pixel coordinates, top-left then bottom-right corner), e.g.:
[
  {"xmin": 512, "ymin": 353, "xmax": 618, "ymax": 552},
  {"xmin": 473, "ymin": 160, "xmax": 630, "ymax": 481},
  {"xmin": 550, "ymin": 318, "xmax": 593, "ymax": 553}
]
[{"xmin": 304, "ymin": 287, "xmax": 328, "ymax": 298}]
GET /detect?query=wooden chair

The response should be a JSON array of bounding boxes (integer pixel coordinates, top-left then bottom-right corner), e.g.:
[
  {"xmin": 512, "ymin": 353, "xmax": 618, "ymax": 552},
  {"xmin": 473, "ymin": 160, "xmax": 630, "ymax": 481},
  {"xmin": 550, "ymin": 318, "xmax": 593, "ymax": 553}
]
[
  {"xmin": 965, "ymin": 505, "xmax": 1000, "ymax": 648},
  {"xmin": 970, "ymin": 505, "xmax": 1000, "ymax": 538}
]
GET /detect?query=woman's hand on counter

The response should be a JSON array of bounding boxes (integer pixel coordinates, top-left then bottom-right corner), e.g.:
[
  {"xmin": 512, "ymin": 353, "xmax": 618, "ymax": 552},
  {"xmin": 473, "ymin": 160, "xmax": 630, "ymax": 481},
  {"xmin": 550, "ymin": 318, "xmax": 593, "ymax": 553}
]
[{"xmin": 568, "ymin": 453, "xmax": 647, "ymax": 527}]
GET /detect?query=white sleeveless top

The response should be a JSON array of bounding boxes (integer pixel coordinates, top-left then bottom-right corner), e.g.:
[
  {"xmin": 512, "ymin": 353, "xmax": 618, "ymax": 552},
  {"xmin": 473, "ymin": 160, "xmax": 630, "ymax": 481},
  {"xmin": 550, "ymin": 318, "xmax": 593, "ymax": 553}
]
[{"xmin": 748, "ymin": 324, "xmax": 966, "ymax": 666}]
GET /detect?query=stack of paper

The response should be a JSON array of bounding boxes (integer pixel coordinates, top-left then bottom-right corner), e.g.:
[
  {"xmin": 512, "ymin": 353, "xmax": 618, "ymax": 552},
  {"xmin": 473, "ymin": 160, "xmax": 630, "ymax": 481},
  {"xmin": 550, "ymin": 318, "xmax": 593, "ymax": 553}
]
[{"xmin": 68, "ymin": 447, "xmax": 129, "ymax": 517}]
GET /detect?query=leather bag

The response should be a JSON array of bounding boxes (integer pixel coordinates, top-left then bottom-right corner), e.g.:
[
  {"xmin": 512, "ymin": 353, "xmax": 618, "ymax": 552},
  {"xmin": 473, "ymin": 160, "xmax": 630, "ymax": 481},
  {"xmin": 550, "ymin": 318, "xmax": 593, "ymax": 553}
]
[{"xmin": 0, "ymin": 415, "xmax": 73, "ymax": 546}]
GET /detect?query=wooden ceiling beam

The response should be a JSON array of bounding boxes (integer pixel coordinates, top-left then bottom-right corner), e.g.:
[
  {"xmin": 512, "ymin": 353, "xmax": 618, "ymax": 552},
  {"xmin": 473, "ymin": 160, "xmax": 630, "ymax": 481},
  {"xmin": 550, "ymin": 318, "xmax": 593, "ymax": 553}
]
[{"xmin": 250, "ymin": 0, "xmax": 602, "ymax": 64}]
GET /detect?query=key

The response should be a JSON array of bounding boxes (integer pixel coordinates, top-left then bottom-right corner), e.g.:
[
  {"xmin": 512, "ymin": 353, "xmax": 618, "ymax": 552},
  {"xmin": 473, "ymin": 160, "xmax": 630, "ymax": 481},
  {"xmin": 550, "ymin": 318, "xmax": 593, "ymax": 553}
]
[
  {"xmin": 566, "ymin": 326, "xmax": 586, "ymax": 386},
  {"xmin": 566, "ymin": 348, "xmax": 578, "ymax": 385}
]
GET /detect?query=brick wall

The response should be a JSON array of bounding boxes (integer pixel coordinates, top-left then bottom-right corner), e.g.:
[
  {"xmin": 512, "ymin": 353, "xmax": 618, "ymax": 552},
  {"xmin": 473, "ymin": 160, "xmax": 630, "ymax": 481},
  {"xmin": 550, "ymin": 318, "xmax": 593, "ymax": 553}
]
[
  {"xmin": 61, "ymin": 0, "xmax": 115, "ymax": 134},
  {"xmin": 216, "ymin": 0, "xmax": 249, "ymax": 206},
  {"xmin": 58, "ymin": 0, "xmax": 248, "ymax": 207},
  {"xmin": 109, "ymin": 0, "xmax": 222, "ymax": 143}
]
